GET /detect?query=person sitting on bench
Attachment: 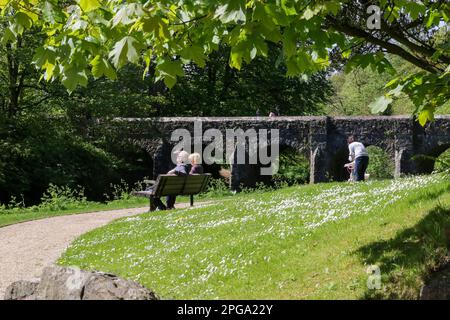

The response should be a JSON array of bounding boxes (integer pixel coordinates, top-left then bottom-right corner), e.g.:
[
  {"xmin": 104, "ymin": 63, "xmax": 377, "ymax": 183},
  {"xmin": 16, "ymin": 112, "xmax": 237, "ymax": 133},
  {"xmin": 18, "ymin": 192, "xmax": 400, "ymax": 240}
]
[
  {"xmin": 166, "ymin": 152, "xmax": 204, "ymax": 210},
  {"xmin": 146, "ymin": 150, "xmax": 190, "ymax": 210},
  {"xmin": 188, "ymin": 152, "xmax": 204, "ymax": 174}
]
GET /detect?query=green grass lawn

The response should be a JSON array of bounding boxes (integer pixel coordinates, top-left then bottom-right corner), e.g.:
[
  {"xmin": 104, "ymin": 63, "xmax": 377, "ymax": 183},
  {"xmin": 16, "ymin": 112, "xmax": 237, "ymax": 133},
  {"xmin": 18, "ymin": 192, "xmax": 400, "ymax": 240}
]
[
  {"xmin": 58, "ymin": 174, "xmax": 450, "ymax": 299},
  {"xmin": 0, "ymin": 197, "xmax": 150, "ymax": 228},
  {"xmin": 0, "ymin": 189, "xmax": 234, "ymax": 228}
]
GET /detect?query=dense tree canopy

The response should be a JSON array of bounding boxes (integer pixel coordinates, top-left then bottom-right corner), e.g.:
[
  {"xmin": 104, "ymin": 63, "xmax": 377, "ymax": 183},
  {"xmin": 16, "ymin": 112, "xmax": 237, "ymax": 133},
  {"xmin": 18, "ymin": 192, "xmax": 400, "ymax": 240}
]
[
  {"xmin": 0, "ymin": 18, "xmax": 330, "ymax": 205},
  {"xmin": 0, "ymin": 0, "xmax": 449, "ymax": 124},
  {"xmin": 165, "ymin": 45, "xmax": 331, "ymax": 116}
]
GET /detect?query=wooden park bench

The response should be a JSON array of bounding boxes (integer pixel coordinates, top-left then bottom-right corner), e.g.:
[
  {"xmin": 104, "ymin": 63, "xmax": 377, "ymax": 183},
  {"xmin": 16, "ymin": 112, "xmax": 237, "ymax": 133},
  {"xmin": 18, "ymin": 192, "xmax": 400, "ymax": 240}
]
[{"xmin": 133, "ymin": 174, "xmax": 211, "ymax": 211}]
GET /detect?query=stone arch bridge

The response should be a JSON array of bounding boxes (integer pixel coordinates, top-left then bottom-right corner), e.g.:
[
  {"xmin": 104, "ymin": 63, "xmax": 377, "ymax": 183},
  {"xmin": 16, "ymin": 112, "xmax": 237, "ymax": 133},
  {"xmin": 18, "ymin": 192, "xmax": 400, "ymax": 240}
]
[{"xmin": 102, "ymin": 116, "xmax": 450, "ymax": 190}]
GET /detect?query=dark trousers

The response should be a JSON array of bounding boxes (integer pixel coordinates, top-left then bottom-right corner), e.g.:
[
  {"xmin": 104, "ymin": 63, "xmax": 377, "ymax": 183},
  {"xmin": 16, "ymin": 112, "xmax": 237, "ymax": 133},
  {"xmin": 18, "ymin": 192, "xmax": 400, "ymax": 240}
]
[
  {"xmin": 146, "ymin": 186, "xmax": 167, "ymax": 210},
  {"xmin": 150, "ymin": 196, "xmax": 166, "ymax": 210},
  {"xmin": 166, "ymin": 195, "xmax": 176, "ymax": 209},
  {"xmin": 146, "ymin": 187, "xmax": 176, "ymax": 210},
  {"xmin": 354, "ymin": 156, "xmax": 369, "ymax": 181}
]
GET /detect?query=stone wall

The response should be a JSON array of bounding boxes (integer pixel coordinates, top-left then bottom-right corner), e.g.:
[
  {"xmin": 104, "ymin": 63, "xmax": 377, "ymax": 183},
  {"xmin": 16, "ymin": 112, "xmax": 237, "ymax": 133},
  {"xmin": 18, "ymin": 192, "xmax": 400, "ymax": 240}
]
[{"xmin": 101, "ymin": 116, "xmax": 450, "ymax": 189}]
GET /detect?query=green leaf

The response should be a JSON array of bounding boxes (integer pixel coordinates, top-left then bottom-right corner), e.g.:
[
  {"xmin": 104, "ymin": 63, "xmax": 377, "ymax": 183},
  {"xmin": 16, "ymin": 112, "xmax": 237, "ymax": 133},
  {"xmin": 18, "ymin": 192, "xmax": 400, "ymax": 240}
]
[
  {"xmin": 78, "ymin": 0, "xmax": 101, "ymax": 12},
  {"xmin": 264, "ymin": 3, "xmax": 290, "ymax": 26},
  {"xmin": 109, "ymin": 36, "xmax": 140, "ymax": 68},
  {"xmin": 230, "ymin": 46, "xmax": 244, "ymax": 70},
  {"xmin": 14, "ymin": 12, "xmax": 33, "ymax": 33},
  {"xmin": 42, "ymin": 1, "xmax": 66, "ymax": 24},
  {"xmin": 281, "ymin": 0, "xmax": 297, "ymax": 16},
  {"xmin": 61, "ymin": 67, "xmax": 88, "ymax": 92},
  {"xmin": 91, "ymin": 55, "xmax": 117, "ymax": 80},
  {"xmin": 282, "ymin": 26, "xmax": 297, "ymax": 58},
  {"xmin": 375, "ymin": 57, "xmax": 395, "ymax": 75},
  {"xmin": 286, "ymin": 57, "xmax": 301, "ymax": 76},
  {"xmin": 42, "ymin": 61, "xmax": 56, "ymax": 81},
  {"xmin": 141, "ymin": 16, "xmax": 170, "ymax": 41},
  {"xmin": 384, "ymin": 77, "xmax": 399, "ymax": 89},
  {"xmin": 215, "ymin": 0, "xmax": 246, "ymax": 24},
  {"xmin": 301, "ymin": 5, "xmax": 322, "ymax": 20},
  {"xmin": 426, "ymin": 11, "xmax": 441, "ymax": 28},
  {"xmin": 180, "ymin": 46, "xmax": 206, "ymax": 67},
  {"xmin": 369, "ymin": 95, "xmax": 393, "ymax": 114},
  {"xmin": 345, "ymin": 54, "xmax": 375, "ymax": 73},
  {"xmin": 388, "ymin": 84, "xmax": 404, "ymax": 97},
  {"xmin": 418, "ymin": 110, "xmax": 432, "ymax": 126},
  {"xmin": 142, "ymin": 49, "xmax": 153, "ymax": 80},
  {"xmin": 323, "ymin": 1, "xmax": 341, "ymax": 15},
  {"xmin": 252, "ymin": 3, "xmax": 277, "ymax": 30},
  {"xmin": 252, "ymin": 36, "xmax": 268, "ymax": 57},
  {"xmin": 403, "ymin": 1, "xmax": 426, "ymax": 20},
  {"xmin": 155, "ymin": 59, "xmax": 184, "ymax": 89},
  {"xmin": 112, "ymin": 3, "xmax": 144, "ymax": 27},
  {"xmin": 33, "ymin": 47, "xmax": 56, "ymax": 69},
  {"xmin": 1, "ymin": 27, "xmax": 16, "ymax": 44}
]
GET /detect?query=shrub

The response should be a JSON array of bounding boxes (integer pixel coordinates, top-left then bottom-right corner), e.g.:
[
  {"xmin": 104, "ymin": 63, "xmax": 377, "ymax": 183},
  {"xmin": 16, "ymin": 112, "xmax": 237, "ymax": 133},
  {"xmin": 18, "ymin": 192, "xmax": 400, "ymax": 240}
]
[
  {"xmin": 272, "ymin": 149, "xmax": 310, "ymax": 185},
  {"xmin": 434, "ymin": 148, "xmax": 450, "ymax": 173},
  {"xmin": 201, "ymin": 178, "xmax": 231, "ymax": 198},
  {"xmin": 108, "ymin": 179, "xmax": 132, "ymax": 201},
  {"xmin": 366, "ymin": 146, "xmax": 394, "ymax": 179},
  {"xmin": 40, "ymin": 184, "xmax": 87, "ymax": 211}
]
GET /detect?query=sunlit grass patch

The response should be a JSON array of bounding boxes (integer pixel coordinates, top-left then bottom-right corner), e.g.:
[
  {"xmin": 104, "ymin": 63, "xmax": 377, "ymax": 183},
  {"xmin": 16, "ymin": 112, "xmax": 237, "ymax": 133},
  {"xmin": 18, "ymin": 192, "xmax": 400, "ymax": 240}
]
[{"xmin": 59, "ymin": 175, "xmax": 450, "ymax": 299}]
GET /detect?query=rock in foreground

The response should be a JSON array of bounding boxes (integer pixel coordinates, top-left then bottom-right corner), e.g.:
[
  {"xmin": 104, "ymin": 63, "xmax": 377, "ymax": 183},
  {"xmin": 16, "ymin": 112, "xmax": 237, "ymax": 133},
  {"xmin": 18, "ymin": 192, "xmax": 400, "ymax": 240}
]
[{"xmin": 4, "ymin": 265, "xmax": 158, "ymax": 300}]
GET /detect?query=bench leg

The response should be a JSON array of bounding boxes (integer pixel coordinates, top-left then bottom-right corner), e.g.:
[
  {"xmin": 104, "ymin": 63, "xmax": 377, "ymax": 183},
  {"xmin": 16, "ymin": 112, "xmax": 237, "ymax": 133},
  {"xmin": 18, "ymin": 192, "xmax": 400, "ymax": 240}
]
[
  {"xmin": 190, "ymin": 195, "xmax": 194, "ymax": 207},
  {"xmin": 149, "ymin": 197, "xmax": 156, "ymax": 212}
]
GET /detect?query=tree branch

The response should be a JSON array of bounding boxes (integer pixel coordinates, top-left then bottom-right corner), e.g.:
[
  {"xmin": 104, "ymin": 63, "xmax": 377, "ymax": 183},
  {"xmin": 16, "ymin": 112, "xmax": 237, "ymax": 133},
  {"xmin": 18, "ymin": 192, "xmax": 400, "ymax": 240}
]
[
  {"xmin": 382, "ymin": 24, "xmax": 450, "ymax": 65},
  {"xmin": 326, "ymin": 16, "xmax": 441, "ymax": 74}
]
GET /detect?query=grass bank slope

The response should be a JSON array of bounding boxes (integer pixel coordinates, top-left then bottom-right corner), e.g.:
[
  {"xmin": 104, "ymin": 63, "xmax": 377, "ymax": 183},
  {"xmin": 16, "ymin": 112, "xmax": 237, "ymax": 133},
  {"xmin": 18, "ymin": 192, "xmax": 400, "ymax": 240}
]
[{"xmin": 59, "ymin": 175, "xmax": 450, "ymax": 299}]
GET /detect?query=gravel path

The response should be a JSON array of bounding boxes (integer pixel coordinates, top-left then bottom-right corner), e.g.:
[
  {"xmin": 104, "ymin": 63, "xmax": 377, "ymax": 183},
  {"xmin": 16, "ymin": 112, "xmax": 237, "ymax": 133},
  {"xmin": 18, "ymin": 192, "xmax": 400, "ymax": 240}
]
[{"xmin": 0, "ymin": 205, "xmax": 162, "ymax": 299}]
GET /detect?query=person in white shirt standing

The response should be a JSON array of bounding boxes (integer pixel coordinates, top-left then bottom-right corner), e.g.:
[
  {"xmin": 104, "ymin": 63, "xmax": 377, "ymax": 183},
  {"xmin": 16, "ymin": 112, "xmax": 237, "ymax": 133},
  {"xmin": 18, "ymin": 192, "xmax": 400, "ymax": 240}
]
[{"xmin": 347, "ymin": 135, "xmax": 369, "ymax": 182}]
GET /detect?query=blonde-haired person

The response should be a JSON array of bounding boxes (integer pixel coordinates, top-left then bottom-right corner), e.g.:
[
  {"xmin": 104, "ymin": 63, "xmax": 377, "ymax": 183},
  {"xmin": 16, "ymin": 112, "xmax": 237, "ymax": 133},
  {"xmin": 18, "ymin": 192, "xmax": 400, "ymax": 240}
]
[
  {"xmin": 188, "ymin": 152, "xmax": 203, "ymax": 174},
  {"xmin": 166, "ymin": 152, "xmax": 204, "ymax": 210}
]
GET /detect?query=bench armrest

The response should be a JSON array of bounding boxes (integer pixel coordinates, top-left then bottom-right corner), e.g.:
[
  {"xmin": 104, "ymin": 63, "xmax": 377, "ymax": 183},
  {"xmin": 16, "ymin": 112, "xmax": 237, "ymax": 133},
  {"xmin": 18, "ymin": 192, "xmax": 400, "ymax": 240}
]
[{"xmin": 143, "ymin": 179, "xmax": 156, "ymax": 185}]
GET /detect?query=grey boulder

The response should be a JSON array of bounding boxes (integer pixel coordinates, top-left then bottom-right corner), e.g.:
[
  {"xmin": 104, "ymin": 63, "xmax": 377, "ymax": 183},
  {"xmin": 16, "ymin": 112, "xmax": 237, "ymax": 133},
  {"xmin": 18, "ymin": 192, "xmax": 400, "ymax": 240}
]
[{"xmin": 4, "ymin": 265, "xmax": 158, "ymax": 300}]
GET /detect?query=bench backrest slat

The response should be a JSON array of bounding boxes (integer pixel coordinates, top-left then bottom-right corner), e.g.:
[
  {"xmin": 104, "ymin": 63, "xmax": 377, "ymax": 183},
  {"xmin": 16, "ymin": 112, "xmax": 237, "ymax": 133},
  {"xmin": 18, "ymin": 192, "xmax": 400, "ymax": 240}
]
[{"xmin": 153, "ymin": 174, "xmax": 211, "ymax": 197}]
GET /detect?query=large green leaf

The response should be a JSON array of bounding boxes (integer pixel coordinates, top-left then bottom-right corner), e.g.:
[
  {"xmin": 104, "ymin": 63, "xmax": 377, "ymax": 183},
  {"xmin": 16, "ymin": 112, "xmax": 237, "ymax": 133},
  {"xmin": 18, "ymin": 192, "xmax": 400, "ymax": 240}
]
[
  {"xmin": 14, "ymin": 12, "xmax": 33, "ymax": 34},
  {"xmin": 418, "ymin": 108, "xmax": 434, "ymax": 126},
  {"xmin": 180, "ymin": 46, "xmax": 206, "ymax": 67},
  {"xmin": 91, "ymin": 55, "xmax": 117, "ymax": 80},
  {"xmin": 402, "ymin": 0, "xmax": 426, "ymax": 20},
  {"xmin": 281, "ymin": 0, "xmax": 297, "ymax": 16},
  {"xmin": 369, "ymin": 95, "xmax": 393, "ymax": 114},
  {"xmin": 41, "ymin": 1, "xmax": 65, "ymax": 24},
  {"xmin": 286, "ymin": 56, "xmax": 302, "ymax": 76},
  {"xmin": 78, "ymin": 0, "xmax": 101, "ymax": 12},
  {"xmin": 1, "ymin": 26, "xmax": 16, "ymax": 44},
  {"xmin": 155, "ymin": 59, "xmax": 184, "ymax": 89},
  {"xmin": 230, "ymin": 47, "xmax": 244, "ymax": 70},
  {"xmin": 282, "ymin": 26, "xmax": 297, "ymax": 58},
  {"xmin": 109, "ymin": 36, "xmax": 140, "ymax": 68},
  {"xmin": 112, "ymin": 3, "xmax": 144, "ymax": 27},
  {"xmin": 61, "ymin": 67, "xmax": 88, "ymax": 92},
  {"xmin": 33, "ymin": 47, "xmax": 56, "ymax": 69},
  {"xmin": 215, "ymin": 0, "xmax": 246, "ymax": 24}
]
